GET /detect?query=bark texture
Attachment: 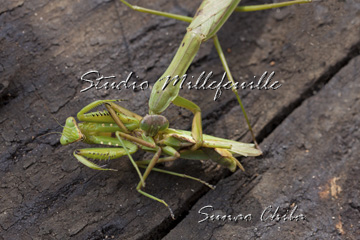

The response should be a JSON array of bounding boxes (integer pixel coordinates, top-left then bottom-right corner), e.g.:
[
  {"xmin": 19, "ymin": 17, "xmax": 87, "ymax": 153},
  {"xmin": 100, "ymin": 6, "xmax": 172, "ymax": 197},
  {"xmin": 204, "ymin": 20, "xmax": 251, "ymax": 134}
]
[{"xmin": 0, "ymin": 0, "xmax": 359, "ymax": 239}]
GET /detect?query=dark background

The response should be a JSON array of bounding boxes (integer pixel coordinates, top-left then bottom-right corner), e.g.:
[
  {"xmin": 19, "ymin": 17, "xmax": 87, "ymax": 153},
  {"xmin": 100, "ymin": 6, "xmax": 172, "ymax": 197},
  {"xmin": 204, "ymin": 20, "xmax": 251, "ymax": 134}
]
[{"xmin": 0, "ymin": 0, "xmax": 359, "ymax": 239}]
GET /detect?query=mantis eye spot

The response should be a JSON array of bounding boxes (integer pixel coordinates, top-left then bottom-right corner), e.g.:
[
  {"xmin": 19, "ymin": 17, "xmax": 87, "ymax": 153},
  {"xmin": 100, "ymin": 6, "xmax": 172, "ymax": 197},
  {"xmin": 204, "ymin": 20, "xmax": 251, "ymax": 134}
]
[{"xmin": 65, "ymin": 117, "xmax": 76, "ymax": 127}]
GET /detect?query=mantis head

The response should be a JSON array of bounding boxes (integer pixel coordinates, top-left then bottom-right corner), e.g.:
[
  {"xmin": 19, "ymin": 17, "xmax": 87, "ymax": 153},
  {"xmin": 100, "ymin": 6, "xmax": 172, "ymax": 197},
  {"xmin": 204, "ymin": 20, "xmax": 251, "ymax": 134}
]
[
  {"xmin": 140, "ymin": 114, "xmax": 169, "ymax": 137},
  {"xmin": 60, "ymin": 117, "xmax": 84, "ymax": 145}
]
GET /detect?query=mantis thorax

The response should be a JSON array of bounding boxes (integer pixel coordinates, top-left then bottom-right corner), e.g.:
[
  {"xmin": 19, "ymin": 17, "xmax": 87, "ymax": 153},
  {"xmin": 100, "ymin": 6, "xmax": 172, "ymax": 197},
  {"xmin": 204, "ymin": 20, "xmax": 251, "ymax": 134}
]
[{"xmin": 140, "ymin": 115, "xmax": 169, "ymax": 137}]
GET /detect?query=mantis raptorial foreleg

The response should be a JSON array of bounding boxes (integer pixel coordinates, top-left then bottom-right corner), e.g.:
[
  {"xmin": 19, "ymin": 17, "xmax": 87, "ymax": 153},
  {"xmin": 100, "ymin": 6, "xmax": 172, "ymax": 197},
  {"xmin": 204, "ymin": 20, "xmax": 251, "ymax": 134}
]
[
  {"xmin": 103, "ymin": 102, "xmax": 215, "ymax": 219},
  {"xmin": 72, "ymin": 139, "xmax": 138, "ymax": 172},
  {"xmin": 91, "ymin": 113, "xmax": 176, "ymax": 219},
  {"xmin": 61, "ymin": 100, "xmax": 146, "ymax": 185},
  {"xmin": 172, "ymin": 96, "xmax": 203, "ymax": 150},
  {"xmin": 61, "ymin": 99, "xmax": 262, "ymax": 219},
  {"xmin": 76, "ymin": 99, "xmax": 140, "ymax": 132}
]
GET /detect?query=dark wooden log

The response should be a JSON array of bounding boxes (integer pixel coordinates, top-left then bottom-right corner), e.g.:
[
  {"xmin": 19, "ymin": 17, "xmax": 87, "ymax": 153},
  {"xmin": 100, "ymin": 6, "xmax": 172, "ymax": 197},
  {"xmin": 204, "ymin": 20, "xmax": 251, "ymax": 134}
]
[
  {"xmin": 0, "ymin": 0, "xmax": 359, "ymax": 239},
  {"xmin": 165, "ymin": 53, "xmax": 360, "ymax": 240}
]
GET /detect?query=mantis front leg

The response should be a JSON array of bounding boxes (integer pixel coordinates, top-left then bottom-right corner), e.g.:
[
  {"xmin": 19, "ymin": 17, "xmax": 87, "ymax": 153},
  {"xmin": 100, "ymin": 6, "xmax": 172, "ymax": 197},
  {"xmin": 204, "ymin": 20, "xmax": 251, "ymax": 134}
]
[
  {"xmin": 73, "ymin": 146, "xmax": 136, "ymax": 172},
  {"xmin": 172, "ymin": 96, "xmax": 203, "ymax": 151},
  {"xmin": 70, "ymin": 132, "xmax": 138, "ymax": 172},
  {"xmin": 77, "ymin": 99, "xmax": 141, "ymax": 133},
  {"xmin": 121, "ymin": 0, "xmax": 312, "ymax": 152}
]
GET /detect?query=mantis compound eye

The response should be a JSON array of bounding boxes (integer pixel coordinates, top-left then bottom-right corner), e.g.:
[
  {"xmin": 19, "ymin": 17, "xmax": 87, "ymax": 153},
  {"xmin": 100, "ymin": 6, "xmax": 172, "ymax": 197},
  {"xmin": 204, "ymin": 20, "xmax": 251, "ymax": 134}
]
[
  {"xmin": 140, "ymin": 114, "xmax": 169, "ymax": 137},
  {"xmin": 66, "ymin": 117, "xmax": 76, "ymax": 127}
]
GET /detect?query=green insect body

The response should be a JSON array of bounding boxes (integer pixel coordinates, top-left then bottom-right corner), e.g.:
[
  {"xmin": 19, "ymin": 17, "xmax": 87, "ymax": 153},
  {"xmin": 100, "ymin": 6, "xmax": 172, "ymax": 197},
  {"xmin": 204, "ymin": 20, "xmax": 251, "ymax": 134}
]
[
  {"xmin": 60, "ymin": 0, "xmax": 313, "ymax": 218},
  {"xmin": 124, "ymin": 0, "xmax": 312, "ymax": 151},
  {"xmin": 60, "ymin": 100, "xmax": 262, "ymax": 218},
  {"xmin": 61, "ymin": 100, "xmax": 260, "ymax": 172}
]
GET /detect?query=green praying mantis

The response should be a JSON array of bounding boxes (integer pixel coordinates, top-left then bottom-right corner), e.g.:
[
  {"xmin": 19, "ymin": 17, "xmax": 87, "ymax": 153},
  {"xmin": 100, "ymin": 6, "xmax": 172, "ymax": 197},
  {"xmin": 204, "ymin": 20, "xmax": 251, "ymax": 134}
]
[
  {"xmin": 60, "ymin": 0, "xmax": 312, "ymax": 218},
  {"xmin": 60, "ymin": 100, "xmax": 262, "ymax": 218},
  {"xmin": 121, "ymin": 0, "xmax": 312, "ymax": 151}
]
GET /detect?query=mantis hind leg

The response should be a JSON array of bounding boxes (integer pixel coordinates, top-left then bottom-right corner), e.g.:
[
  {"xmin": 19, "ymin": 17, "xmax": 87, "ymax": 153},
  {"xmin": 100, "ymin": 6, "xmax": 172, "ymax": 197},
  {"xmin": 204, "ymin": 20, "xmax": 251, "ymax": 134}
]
[
  {"xmin": 134, "ymin": 153, "xmax": 215, "ymax": 220},
  {"xmin": 119, "ymin": 0, "xmax": 192, "ymax": 23},
  {"xmin": 134, "ymin": 147, "xmax": 176, "ymax": 219},
  {"xmin": 135, "ymin": 146, "xmax": 215, "ymax": 189},
  {"xmin": 115, "ymin": 129, "xmax": 178, "ymax": 219},
  {"xmin": 134, "ymin": 145, "xmax": 181, "ymax": 166},
  {"xmin": 212, "ymin": 35, "xmax": 261, "ymax": 151},
  {"xmin": 235, "ymin": 0, "xmax": 311, "ymax": 12},
  {"xmin": 137, "ymin": 165, "xmax": 215, "ymax": 190},
  {"xmin": 136, "ymin": 184, "xmax": 175, "ymax": 219}
]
